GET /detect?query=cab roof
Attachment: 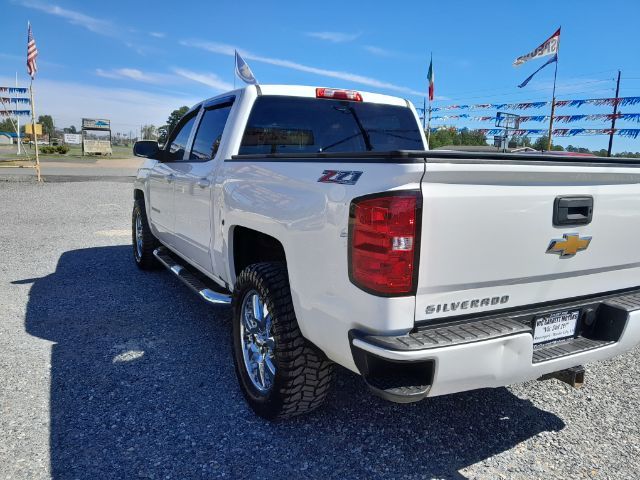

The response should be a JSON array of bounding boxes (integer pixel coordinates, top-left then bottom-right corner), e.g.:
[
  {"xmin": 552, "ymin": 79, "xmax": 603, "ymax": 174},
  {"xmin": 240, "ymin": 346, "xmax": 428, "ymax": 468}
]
[{"xmin": 201, "ymin": 84, "xmax": 410, "ymax": 108}]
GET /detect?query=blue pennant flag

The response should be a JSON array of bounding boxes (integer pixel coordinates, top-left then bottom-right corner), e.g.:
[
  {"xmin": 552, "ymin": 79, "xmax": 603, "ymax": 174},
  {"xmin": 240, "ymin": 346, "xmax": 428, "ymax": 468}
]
[
  {"xmin": 235, "ymin": 50, "xmax": 257, "ymax": 85},
  {"xmin": 518, "ymin": 54, "xmax": 557, "ymax": 88}
]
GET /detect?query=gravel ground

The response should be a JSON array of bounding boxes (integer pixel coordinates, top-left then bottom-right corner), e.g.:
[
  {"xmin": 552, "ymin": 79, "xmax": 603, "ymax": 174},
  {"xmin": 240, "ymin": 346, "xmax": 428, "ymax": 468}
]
[{"xmin": 0, "ymin": 180, "xmax": 638, "ymax": 480}]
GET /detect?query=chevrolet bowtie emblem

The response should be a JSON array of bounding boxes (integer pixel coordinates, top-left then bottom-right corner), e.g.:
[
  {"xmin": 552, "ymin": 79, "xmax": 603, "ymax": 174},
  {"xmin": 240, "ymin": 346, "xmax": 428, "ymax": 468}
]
[{"xmin": 546, "ymin": 233, "xmax": 592, "ymax": 258}]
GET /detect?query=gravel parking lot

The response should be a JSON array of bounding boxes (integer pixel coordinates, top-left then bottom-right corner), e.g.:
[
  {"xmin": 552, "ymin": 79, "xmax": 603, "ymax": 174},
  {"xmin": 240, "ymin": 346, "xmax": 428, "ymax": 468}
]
[{"xmin": 1, "ymin": 180, "xmax": 639, "ymax": 479}]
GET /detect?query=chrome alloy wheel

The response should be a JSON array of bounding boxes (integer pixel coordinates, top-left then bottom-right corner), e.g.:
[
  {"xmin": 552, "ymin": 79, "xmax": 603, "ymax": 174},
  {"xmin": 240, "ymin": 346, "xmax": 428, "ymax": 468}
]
[
  {"xmin": 134, "ymin": 212, "xmax": 143, "ymax": 259},
  {"xmin": 240, "ymin": 290, "xmax": 276, "ymax": 393}
]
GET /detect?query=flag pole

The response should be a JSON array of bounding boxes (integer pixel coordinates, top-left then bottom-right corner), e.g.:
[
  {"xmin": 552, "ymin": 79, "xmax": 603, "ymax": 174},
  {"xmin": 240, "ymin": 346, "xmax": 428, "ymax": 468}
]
[
  {"xmin": 426, "ymin": 52, "xmax": 433, "ymax": 148},
  {"xmin": 28, "ymin": 78, "xmax": 41, "ymax": 182},
  {"xmin": 426, "ymin": 100, "xmax": 432, "ymax": 147},
  {"xmin": 546, "ymin": 60, "xmax": 558, "ymax": 151},
  {"xmin": 546, "ymin": 30, "xmax": 560, "ymax": 151},
  {"xmin": 15, "ymin": 72, "xmax": 21, "ymax": 155}
]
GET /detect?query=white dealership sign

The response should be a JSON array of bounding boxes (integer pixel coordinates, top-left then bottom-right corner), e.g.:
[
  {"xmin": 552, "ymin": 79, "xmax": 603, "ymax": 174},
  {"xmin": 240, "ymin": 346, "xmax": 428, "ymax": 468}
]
[{"xmin": 63, "ymin": 133, "xmax": 82, "ymax": 144}]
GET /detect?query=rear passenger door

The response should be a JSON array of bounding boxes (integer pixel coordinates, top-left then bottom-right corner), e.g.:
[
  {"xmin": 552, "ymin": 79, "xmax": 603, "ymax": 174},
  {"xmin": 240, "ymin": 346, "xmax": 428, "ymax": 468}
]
[
  {"xmin": 148, "ymin": 108, "xmax": 199, "ymax": 246},
  {"xmin": 172, "ymin": 97, "xmax": 234, "ymax": 273}
]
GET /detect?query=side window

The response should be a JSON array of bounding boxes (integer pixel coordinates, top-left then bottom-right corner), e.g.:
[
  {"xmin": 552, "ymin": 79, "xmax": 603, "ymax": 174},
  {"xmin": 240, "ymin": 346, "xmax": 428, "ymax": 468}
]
[
  {"xmin": 165, "ymin": 111, "xmax": 198, "ymax": 162},
  {"xmin": 189, "ymin": 104, "xmax": 233, "ymax": 161}
]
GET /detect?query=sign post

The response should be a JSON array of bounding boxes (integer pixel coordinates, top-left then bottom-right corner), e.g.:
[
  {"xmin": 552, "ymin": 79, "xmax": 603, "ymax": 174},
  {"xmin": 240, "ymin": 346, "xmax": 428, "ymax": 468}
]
[{"xmin": 496, "ymin": 112, "xmax": 520, "ymax": 152}]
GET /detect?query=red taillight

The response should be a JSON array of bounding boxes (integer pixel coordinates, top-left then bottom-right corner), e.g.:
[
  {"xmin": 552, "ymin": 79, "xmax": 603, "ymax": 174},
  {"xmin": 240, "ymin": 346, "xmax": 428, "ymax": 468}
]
[
  {"xmin": 349, "ymin": 193, "xmax": 420, "ymax": 296},
  {"xmin": 316, "ymin": 87, "xmax": 363, "ymax": 102}
]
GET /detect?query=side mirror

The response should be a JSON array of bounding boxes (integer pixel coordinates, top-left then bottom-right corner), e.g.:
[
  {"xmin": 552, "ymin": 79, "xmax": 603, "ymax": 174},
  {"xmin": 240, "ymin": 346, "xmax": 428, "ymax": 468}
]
[{"xmin": 133, "ymin": 140, "xmax": 161, "ymax": 159}]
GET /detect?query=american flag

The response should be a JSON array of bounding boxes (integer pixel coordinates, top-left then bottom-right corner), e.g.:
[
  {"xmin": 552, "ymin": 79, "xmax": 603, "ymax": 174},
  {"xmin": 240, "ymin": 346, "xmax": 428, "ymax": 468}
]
[{"xmin": 27, "ymin": 22, "xmax": 38, "ymax": 79}]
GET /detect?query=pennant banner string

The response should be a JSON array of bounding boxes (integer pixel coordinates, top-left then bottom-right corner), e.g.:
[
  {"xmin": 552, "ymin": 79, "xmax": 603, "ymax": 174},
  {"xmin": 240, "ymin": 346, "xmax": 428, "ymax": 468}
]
[
  {"xmin": 430, "ymin": 113, "xmax": 640, "ymax": 123},
  {"xmin": 416, "ymin": 96, "xmax": 640, "ymax": 113},
  {"xmin": 0, "ymin": 110, "xmax": 31, "ymax": 116},
  {"xmin": 428, "ymin": 127, "xmax": 640, "ymax": 139},
  {"xmin": 0, "ymin": 97, "xmax": 30, "ymax": 104},
  {"xmin": 0, "ymin": 87, "xmax": 29, "ymax": 94}
]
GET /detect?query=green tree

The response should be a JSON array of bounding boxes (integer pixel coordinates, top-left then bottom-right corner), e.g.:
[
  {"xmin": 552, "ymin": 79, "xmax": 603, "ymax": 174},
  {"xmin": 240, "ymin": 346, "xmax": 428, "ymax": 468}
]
[
  {"xmin": 166, "ymin": 106, "xmax": 189, "ymax": 137},
  {"xmin": 532, "ymin": 136, "xmax": 549, "ymax": 151},
  {"xmin": 63, "ymin": 125, "xmax": 77, "ymax": 134},
  {"xmin": 428, "ymin": 128, "xmax": 488, "ymax": 149},
  {"xmin": 37, "ymin": 114, "xmax": 54, "ymax": 140},
  {"xmin": 593, "ymin": 149, "xmax": 609, "ymax": 157},
  {"xmin": 614, "ymin": 151, "xmax": 640, "ymax": 158},
  {"xmin": 0, "ymin": 118, "xmax": 17, "ymax": 133},
  {"xmin": 458, "ymin": 129, "xmax": 487, "ymax": 146},
  {"xmin": 531, "ymin": 137, "xmax": 563, "ymax": 151},
  {"xmin": 508, "ymin": 136, "xmax": 532, "ymax": 148}
]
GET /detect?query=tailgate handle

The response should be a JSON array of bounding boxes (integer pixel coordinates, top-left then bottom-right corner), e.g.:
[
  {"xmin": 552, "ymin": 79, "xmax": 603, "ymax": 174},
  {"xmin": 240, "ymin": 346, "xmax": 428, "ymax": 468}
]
[{"xmin": 553, "ymin": 196, "xmax": 593, "ymax": 226}]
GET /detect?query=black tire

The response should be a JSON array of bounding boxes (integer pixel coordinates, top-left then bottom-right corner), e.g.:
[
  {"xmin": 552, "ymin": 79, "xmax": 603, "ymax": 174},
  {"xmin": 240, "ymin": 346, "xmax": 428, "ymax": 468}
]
[
  {"xmin": 132, "ymin": 198, "xmax": 160, "ymax": 270},
  {"xmin": 232, "ymin": 262, "xmax": 334, "ymax": 420}
]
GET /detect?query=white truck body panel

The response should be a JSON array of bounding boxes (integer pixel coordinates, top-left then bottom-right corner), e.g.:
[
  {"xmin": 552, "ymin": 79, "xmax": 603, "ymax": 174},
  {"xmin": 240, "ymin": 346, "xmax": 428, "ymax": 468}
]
[
  {"xmin": 172, "ymin": 160, "xmax": 215, "ymax": 273},
  {"xmin": 416, "ymin": 162, "xmax": 640, "ymax": 321}
]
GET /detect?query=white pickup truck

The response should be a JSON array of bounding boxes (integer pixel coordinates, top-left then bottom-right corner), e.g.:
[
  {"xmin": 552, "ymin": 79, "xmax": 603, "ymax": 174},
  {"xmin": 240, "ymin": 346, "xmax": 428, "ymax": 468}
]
[{"xmin": 132, "ymin": 85, "xmax": 640, "ymax": 420}]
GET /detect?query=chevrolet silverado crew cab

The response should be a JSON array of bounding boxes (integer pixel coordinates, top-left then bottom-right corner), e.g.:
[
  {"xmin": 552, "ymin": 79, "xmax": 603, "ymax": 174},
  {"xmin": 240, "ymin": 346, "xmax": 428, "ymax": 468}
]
[{"xmin": 132, "ymin": 85, "xmax": 640, "ymax": 420}]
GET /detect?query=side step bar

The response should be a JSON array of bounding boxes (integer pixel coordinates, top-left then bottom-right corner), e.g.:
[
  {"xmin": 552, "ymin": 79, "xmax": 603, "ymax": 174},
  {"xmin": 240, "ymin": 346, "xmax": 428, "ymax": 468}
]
[{"xmin": 153, "ymin": 247, "xmax": 231, "ymax": 305}]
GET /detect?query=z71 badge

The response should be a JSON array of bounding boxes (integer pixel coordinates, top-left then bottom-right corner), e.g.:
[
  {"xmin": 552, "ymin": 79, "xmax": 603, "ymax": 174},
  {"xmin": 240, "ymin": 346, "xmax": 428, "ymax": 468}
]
[{"xmin": 317, "ymin": 170, "xmax": 363, "ymax": 185}]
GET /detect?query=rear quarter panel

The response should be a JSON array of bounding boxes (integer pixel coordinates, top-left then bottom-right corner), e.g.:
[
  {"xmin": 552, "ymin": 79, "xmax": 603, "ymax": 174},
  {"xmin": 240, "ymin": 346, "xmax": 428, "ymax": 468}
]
[{"xmin": 216, "ymin": 158, "xmax": 425, "ymax": 371}]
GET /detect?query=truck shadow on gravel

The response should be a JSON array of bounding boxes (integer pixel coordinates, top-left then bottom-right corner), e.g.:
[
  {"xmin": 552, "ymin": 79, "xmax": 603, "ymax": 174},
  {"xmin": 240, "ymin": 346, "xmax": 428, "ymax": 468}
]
[{"xmin": 21, "ymin": 245, "xmax": 565, "ymax": 479}]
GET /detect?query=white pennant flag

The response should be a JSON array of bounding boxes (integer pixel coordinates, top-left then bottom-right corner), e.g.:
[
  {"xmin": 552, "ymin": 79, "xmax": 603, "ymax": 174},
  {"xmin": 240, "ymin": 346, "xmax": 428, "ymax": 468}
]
[
  {"xmin": 513, "ymin": 28, "xmax": 561, "ymax": 67},
  {"xmin": 235, "ymin": 50, "xmax": 258, "ymax": 85}
]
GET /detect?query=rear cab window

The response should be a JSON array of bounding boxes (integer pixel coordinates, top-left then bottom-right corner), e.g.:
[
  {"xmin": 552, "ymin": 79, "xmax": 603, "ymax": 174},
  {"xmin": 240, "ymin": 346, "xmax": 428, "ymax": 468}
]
[{"xmin": 238, "ymin": 96, "xmax": 424, "ymax": 154}]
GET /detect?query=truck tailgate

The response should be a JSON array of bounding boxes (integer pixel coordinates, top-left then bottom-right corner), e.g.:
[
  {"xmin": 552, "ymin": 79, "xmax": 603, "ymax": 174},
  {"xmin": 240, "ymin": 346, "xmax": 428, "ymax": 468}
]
[{"xmin": 416, "ymin": 160, "xmax": 640, "ymax": 322}]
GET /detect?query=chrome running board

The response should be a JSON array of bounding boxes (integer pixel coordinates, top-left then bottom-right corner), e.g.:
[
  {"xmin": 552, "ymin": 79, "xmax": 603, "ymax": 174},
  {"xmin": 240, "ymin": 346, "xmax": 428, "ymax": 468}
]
[{"xmin": 153, "ymin": 247, "xmax": 231, "ymax": 305}]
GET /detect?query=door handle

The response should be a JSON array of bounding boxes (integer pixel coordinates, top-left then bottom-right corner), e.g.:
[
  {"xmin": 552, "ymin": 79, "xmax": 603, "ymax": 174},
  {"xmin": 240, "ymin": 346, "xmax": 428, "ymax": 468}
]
[
  {"xmin": 197, "ymin": 178, "xmax": 211, "ymax": 188},
  {"xmin": 553, "ymin": 196, "xmax": 593, "ymax": 226},
  {"xmin": 165, "ymin": 174, "xmax": 175, "ymax": 183}
]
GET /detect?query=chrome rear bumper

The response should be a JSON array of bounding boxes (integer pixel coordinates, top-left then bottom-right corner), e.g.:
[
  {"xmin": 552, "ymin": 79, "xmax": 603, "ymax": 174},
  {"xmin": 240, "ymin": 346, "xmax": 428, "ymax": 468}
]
[{"xmin": 350, "ymin": 288, "xmax": 640, "ymax": 402}]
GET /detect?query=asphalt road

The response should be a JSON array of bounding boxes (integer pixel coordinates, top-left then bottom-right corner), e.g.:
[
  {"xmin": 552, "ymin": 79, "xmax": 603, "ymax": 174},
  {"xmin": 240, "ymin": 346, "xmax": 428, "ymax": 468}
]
[
  {"xmin": 0, "ymin": 157, "xmax": 142, "ymax": 181},
  {"xmin": 0, "ymin": 180, "xmax": 638, "ymax": 479}
]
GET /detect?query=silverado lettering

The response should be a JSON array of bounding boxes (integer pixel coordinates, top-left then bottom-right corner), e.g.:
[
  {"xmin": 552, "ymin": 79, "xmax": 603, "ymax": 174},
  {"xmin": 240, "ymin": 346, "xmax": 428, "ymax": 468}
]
[{"xmin": 425, "ymin": 295, "xmax": 510, "ymax": 315}]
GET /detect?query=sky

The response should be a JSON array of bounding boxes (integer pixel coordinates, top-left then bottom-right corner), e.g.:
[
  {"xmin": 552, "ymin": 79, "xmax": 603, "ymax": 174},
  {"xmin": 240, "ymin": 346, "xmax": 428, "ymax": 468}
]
[{"xmin": 1, "ymin": 0, "xmax": 640, "ymax": 152}]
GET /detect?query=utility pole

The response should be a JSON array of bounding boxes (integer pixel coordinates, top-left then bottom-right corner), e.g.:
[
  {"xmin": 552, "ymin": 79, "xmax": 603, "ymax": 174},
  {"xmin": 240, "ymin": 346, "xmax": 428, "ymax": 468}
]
[{"xmin": 607, "ymin": 70, "xmax": 622, "ymax": 157}]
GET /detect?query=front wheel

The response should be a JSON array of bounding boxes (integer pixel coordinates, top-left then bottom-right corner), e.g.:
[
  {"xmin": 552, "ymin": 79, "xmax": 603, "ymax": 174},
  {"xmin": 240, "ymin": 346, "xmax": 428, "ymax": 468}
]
[
  {"xmin": 232, "ymin": 262, "xmax": 334, "ymax": 420},
  {"xmin": 132, "ymin": 198, "xmax": 160, "ymax": 270}
]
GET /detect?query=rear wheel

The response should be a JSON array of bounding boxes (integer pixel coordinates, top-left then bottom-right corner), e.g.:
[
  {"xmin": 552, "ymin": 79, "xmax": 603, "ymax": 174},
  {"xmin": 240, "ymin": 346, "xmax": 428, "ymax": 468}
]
[
  {"xmin": 232, "ymin": 262, "xmax": 334, "ymax": 420},
  {"xmin": 132, "ymin": 198, "xmax": 159, "ymax": 270}
]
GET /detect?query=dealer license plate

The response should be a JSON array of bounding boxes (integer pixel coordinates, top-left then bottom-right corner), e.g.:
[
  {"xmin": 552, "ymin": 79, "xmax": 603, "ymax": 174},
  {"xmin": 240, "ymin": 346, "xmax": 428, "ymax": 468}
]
[{"xmin": 533, "ymin": 309, "xmax": 579, "ymax": 346}]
